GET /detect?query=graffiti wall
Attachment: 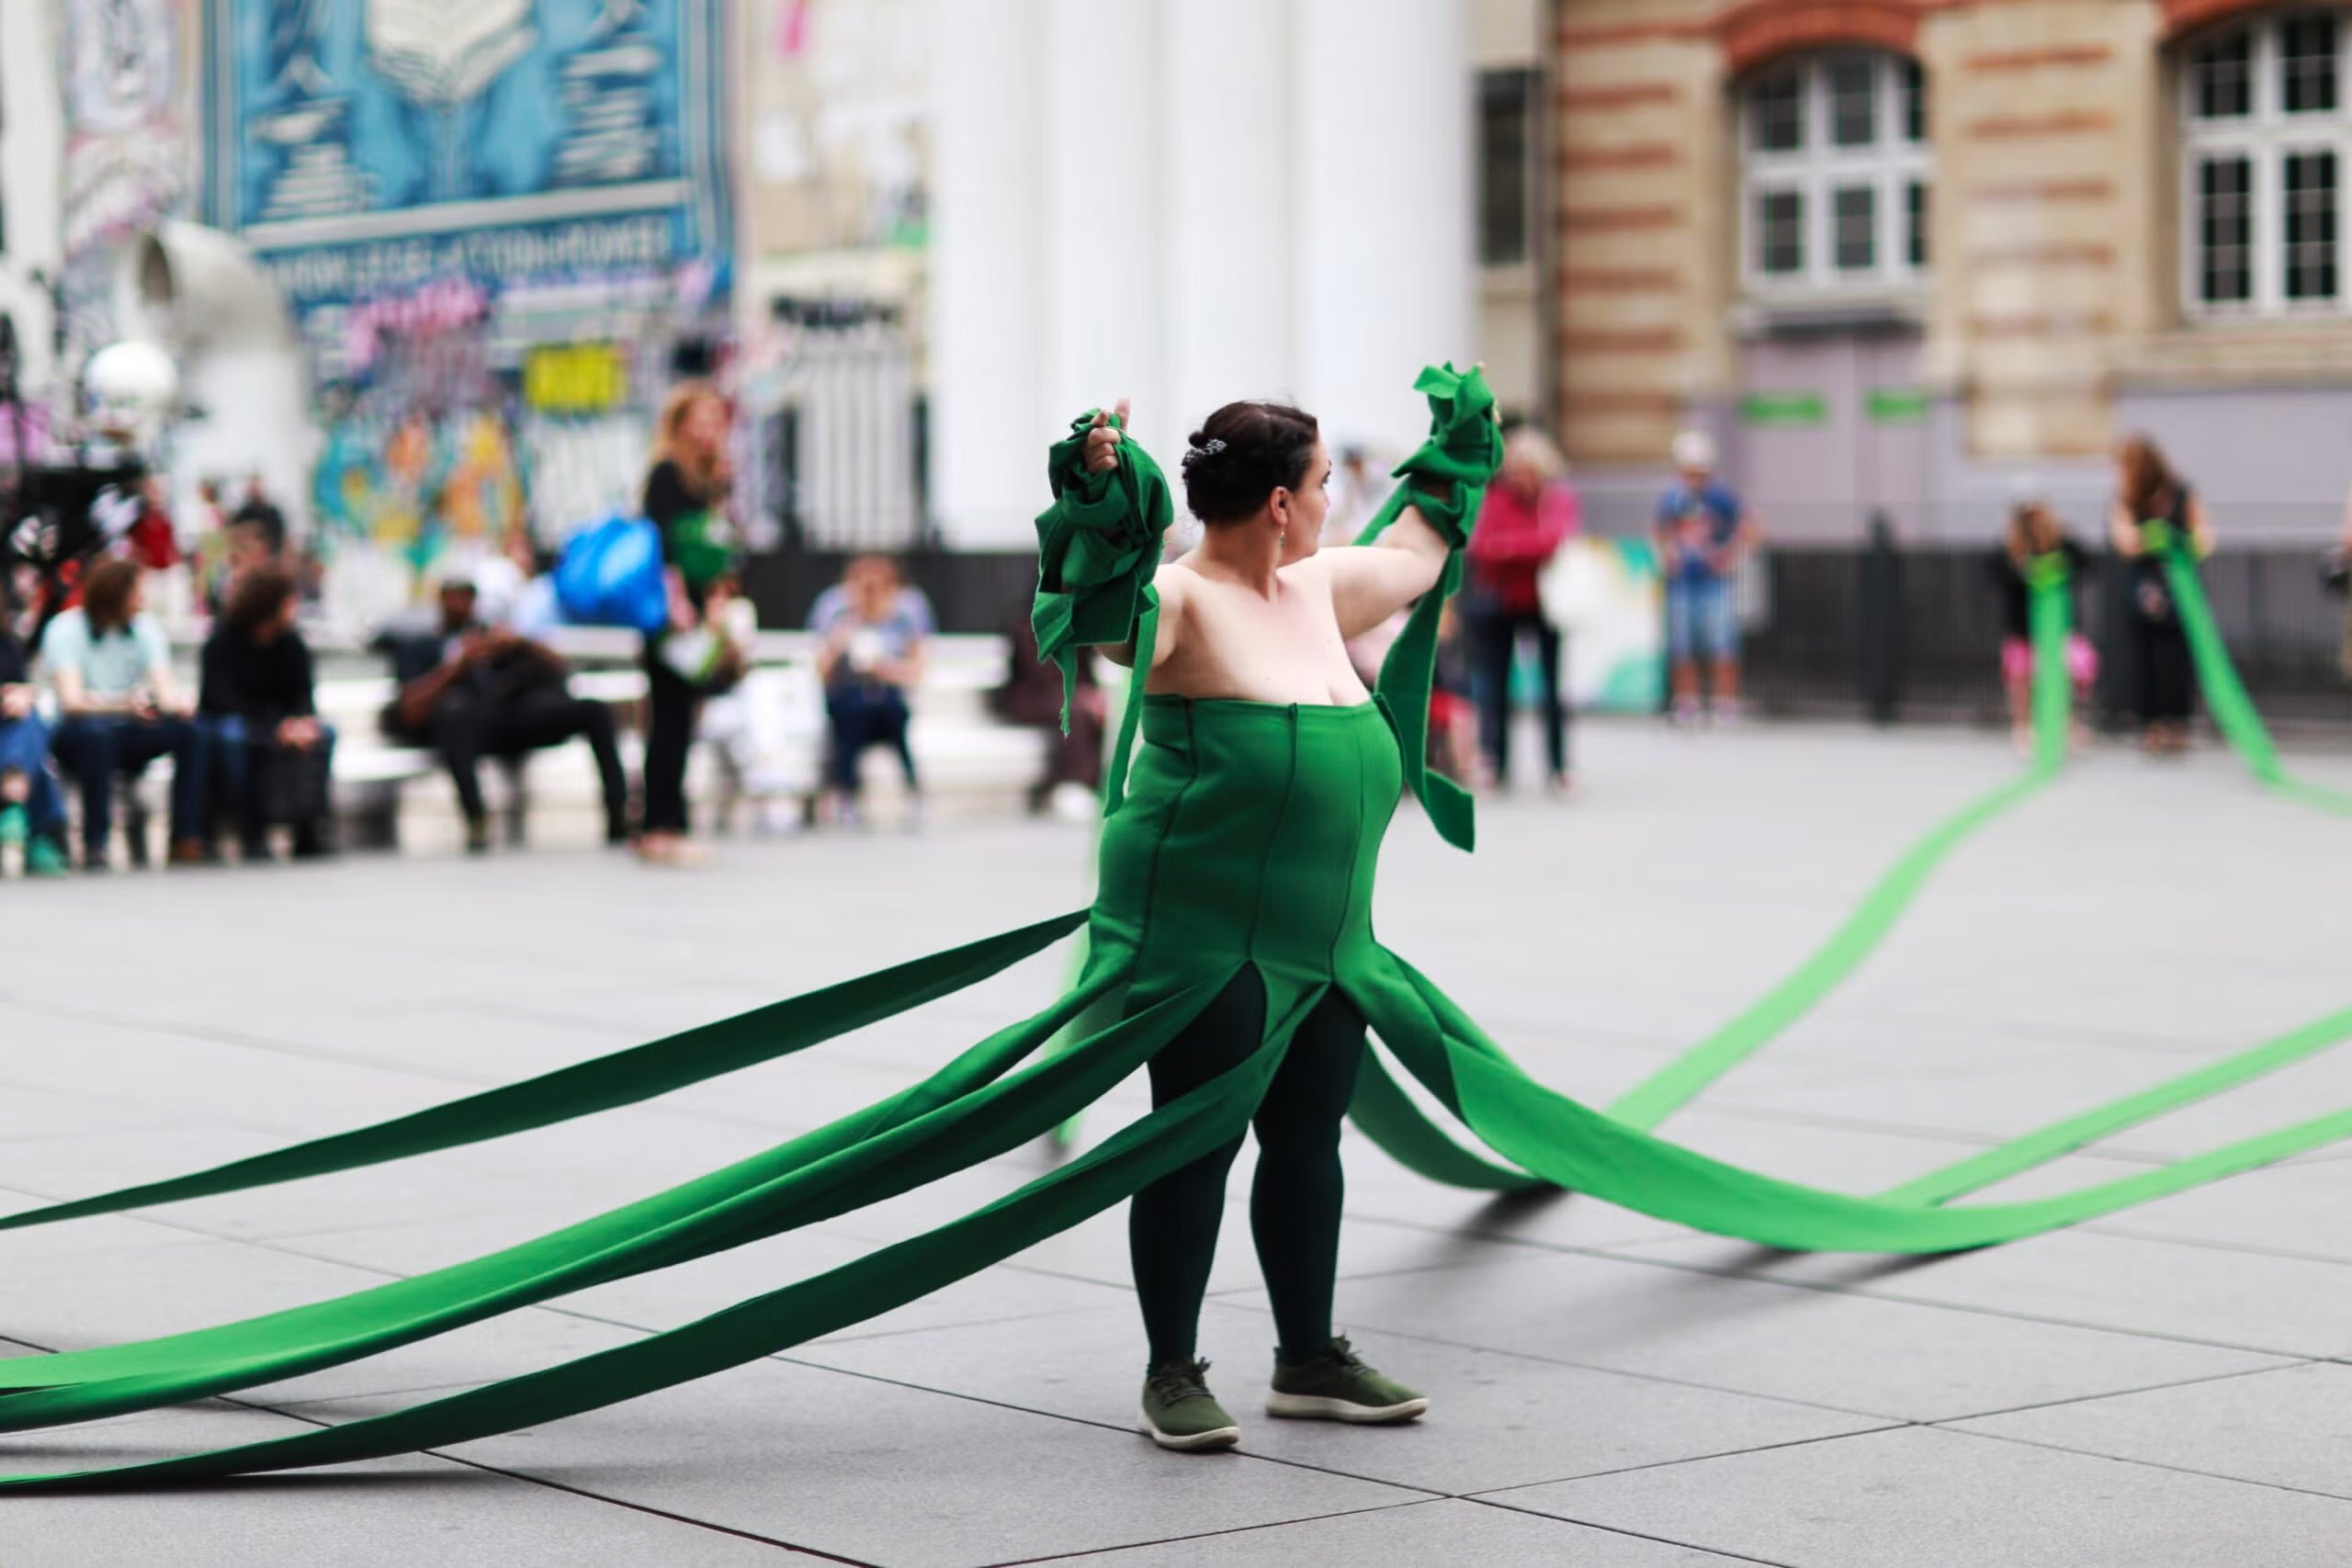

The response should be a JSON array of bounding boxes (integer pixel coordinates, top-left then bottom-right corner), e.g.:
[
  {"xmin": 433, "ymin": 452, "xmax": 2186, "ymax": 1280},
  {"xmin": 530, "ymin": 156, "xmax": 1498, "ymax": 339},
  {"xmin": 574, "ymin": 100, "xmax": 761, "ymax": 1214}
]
[
  {"xmin": 204, "ymin": 0, "xmax": 731, "ymax": 313},
  {"xmin": 59, "ymin": 0, "xmax": 198, "ymax": 362}
]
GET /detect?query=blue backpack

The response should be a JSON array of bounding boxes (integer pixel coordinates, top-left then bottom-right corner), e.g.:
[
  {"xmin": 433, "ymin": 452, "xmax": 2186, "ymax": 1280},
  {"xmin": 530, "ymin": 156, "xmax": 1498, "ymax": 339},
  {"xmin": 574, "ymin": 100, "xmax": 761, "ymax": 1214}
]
[{"xmin": 553, "ymin": 515, "xmax": 667, "ymax": 634}]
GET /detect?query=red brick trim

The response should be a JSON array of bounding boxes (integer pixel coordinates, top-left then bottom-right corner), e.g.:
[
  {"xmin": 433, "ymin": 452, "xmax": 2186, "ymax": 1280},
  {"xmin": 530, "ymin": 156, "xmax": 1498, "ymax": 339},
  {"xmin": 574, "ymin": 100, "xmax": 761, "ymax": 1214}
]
[
  {"xmin": 2159, "ymin": 0, "xmax": 2340, "ymax": 40},
  {"xmin": 1969, "ymin": 176, "xmax": 2115, "ymax": 204},
  {"xmin": 1966, "ymin": 242, "xmax": 2117, "ymax": 267},
  {"xmin": 1963, "ymin": 43, "xmax": 2114, "ymax": 73},
  {"xmin": 1558, "ymin": 328, "xmax": 1688, "ymax": 355},
  {"xmin": 1715, "ymin": 1, "xmax": 1921, "ymax": 76},
  {"xmin": 1558, "ymin": 205, "xmax": 1684, "ymax": 233},
  {"xmin": 1558, "ymin": 143, "xmax": 1681, "ymax": 173},
  {"xmin": 1963, "ymin": 109, "xmax": 2114, "ymax": 139},
  {"xmin": 1557, "ymin": 83, "xmax": 1681, "ymax": 110}
]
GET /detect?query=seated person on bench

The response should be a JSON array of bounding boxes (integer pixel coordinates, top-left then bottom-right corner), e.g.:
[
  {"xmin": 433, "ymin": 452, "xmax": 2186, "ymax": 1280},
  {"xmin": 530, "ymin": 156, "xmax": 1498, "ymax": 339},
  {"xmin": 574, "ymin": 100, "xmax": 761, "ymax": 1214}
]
[
  {"xmin": 382, "ymin": 568, "xmax": 628, "ymax": 854},
  {"xmin": 43, "ymin": 558, "xmax": 212, "ymax": 868},
  {"xmin": 199, "ymin": 565, "xmax": 335, "ymax": 861}
]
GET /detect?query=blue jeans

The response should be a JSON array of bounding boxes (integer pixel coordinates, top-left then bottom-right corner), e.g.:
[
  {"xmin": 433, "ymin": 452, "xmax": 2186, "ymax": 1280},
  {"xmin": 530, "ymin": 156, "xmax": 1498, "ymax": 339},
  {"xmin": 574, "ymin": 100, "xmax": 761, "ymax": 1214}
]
[
  {"xmin": 51, "ymin": 715, "xmax": 210, "ymax": 859},
  {"xmin": 825, "ymin": 683, "xmax": 916, "ymax": 797},
  {"xmin": 204, "ymin": 715, "xmax": 337, "ymax": 844},
  {"xmin": 1666, "ymin": 575, "xmax": 1739, "ymax": 663},
  {"xmin": 0, "ymin": 714, "xmax": 68, "ymax": 838}
]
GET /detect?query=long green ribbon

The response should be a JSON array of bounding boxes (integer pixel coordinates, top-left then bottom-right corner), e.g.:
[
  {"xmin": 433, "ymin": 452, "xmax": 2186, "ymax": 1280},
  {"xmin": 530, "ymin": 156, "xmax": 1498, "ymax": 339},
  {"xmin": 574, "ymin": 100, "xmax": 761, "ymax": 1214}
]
[
  {"xmin": 0, "ymin": 912, "xmax": 1086, "ymax": 1234},
  {"xmin": 1602, "ymin": 568, "xmax": 2074, "ymax": 1130},
  {"xmin": 2146, "ymin": 523, "xmax": 2352, "ymax": 817}
]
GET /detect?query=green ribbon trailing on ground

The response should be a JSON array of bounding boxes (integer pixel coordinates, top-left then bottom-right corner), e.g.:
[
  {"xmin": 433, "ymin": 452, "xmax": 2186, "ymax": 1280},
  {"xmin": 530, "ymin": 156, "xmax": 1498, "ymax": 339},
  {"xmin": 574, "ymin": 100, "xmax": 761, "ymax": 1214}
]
[
  {"xmin": 2146, "ymin": 522, "xmax": 2352, "ymax": 817},
  {"xmin": 4, "ymin": 386, "xmax": 2350, "ymax": 1492}
]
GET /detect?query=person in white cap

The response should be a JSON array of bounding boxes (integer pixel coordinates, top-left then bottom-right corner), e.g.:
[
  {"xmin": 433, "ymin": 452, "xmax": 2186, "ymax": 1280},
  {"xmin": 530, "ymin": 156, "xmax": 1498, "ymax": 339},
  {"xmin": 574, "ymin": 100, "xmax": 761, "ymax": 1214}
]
[{"xmin": 1654, "ymin": 431, "xmax": 1759, "ymax": 724}]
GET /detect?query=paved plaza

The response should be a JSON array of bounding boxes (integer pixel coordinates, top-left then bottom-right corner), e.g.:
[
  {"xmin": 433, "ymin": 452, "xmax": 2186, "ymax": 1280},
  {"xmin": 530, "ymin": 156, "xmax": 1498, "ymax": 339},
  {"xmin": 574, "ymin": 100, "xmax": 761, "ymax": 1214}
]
[{"xmin": 2, "ymin": 721, "xmax": 2350, "ymax": 1566}]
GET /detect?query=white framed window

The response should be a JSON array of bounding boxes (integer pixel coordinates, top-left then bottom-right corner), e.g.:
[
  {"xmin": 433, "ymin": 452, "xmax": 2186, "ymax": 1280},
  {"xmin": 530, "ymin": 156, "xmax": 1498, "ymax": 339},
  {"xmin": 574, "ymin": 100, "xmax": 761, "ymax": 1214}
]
[
  {"xmin": 1739, "ymin": 53, "xmax": 1930, "ymax": 298},
  {"xmin": 2182, "ymin": 10, "xmax": 2351, "ymax": 318}
]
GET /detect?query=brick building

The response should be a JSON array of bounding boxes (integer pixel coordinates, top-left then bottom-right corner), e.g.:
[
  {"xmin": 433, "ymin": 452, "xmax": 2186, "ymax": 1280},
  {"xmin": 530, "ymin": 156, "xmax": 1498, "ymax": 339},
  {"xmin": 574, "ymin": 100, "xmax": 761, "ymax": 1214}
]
[{"xmin": 1546, "ymin": 0, "xmax": 2352, "ymax": 551}]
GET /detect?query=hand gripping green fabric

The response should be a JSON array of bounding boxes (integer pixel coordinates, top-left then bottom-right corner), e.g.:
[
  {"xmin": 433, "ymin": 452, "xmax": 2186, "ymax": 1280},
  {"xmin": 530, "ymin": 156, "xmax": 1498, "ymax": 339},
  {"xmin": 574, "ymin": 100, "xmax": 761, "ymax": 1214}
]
[
  {"xmin": 1031, "ymin": 408, "xmax": 1174, "ymax": 736},
  {"xmin": 1352, "ymin": 362, "xmax": 1506, "ymax": 853},
  {"xmin": 2144, "ymin": 524, "xmax": 2352, "ymax": 818}
]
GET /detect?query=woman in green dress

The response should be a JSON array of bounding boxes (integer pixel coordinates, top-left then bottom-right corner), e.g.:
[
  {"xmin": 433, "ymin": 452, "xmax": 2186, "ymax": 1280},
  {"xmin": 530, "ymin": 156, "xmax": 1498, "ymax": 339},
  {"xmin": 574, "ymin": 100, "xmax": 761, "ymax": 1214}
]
[{"xmin": 1078, "ymin": 393, "xmax": 1460, "ymax": 1449}]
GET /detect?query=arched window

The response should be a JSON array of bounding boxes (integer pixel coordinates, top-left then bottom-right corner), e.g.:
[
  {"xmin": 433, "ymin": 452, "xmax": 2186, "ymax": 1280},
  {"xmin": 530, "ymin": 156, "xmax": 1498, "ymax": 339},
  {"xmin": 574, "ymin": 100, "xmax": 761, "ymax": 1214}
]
[
  {"xmin": 1739, "ymin": 52, "xmax": 1929, "ymax": 298},
  {"xmin": 2182, "ymin": 9, "xmax": 2350, "ymax": 316}
]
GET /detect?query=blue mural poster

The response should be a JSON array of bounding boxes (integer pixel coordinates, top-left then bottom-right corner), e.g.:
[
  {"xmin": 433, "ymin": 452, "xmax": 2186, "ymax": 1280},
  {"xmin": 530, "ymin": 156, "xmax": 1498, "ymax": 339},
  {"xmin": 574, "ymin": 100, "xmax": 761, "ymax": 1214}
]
[{"xmin": 204, "ymin": 0, "xmax": 728, "ymax": 310}]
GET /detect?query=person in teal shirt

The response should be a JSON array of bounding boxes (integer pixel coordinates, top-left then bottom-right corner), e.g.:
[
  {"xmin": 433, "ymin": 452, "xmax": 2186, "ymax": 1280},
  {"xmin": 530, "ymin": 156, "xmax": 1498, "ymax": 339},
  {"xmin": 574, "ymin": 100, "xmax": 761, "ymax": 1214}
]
[{"xmin": 42, "ymin": 558, "xmax": 212, "ymax": 867}]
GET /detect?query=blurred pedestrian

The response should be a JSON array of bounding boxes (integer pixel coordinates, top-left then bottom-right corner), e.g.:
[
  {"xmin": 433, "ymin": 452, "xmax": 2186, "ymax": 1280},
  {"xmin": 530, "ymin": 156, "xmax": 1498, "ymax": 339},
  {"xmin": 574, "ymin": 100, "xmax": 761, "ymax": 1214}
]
[
  {"xmin": 2109, "ymin": 435, "xmax": 2214, "ymax": 756},
  {"xmin": 232, "ymin": 476, "xmax": 289, "ymax": 557},
  {"xmin": 199, "ymin": 565, "xmax": 334, "ymax": 862},
  {"xmin": 639, "ymin": 382, "xmax": 739, "ymax": 866},
  {"xmin": 990, "ymin": 615, "xmax": 1103, "ymax": 818},
  {"xmin": 1464, "ymin": 427, "xmax": 1577, "ymax": 792},
  {"xmin": 811, "ymin": 555, "xmax": 932, "ymax": 826},
  {"xmin": 0, "ymin": 611, "xmax": 70, "ymax": 875},
  {"xmin": 384, "ymin": 570, "xmax": 629, "ymax": 855},
  {"xmin": 42, "ymin": 558, "xmax": 212, "ymax": 868},
  {"xmin": 1655, "ymin": 431, "xmax": 1760, "ymax": 726},
  {"xmin": 1986, "ymin": 491, "xmax": 2095, "ymax": 750}
]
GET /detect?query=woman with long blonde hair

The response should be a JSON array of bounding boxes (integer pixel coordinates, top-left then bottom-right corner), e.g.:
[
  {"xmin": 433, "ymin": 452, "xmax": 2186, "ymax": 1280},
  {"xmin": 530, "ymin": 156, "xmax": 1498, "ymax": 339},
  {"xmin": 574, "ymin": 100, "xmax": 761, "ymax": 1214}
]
[
  {"xmin": 2109, "ymin": 434, "xmax": 2215, "ymax": 755},
  {"xmin": 639, "ymin": 381, "xmax": 740, "ymax": 863}
]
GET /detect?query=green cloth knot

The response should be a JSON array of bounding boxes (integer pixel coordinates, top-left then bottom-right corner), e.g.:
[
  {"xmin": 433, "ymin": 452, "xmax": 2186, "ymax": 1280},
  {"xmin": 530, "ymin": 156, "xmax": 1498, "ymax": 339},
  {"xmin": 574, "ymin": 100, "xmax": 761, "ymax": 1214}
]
[
  {"xmin": 2140, "ymin": 518, "xmax": 2178, "ymax": 556},
  {"xmin": 2023, "ymin": 552, "xmax": 2071, "ymax": 592},
  {"xmin": 1031, "ymin": 410, "xmax": 1175, "ymax": 732}
]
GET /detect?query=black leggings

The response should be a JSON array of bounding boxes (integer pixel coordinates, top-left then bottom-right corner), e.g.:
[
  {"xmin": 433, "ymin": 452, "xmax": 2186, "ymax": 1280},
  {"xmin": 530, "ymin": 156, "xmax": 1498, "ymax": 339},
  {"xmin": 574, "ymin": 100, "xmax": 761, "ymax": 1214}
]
[
  {"xmin": 1469, "ymin": 607, "xmax": 1567, "ymax": 781},
  {"xmin": 1128, "ymin": 969, "xmax": 1364, "ymax": 1365},
  {"xmin": 642, "ymin": 647, "xmax": 701, "ymax": 834}
]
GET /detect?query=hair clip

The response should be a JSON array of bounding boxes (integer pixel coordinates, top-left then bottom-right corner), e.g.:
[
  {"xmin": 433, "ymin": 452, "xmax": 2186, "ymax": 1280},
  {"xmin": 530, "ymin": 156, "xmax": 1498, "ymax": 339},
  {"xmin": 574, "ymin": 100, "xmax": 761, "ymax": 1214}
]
[{"xmin": 1197, "ymin": 438, "xmax": 1227, "ymax": 456}]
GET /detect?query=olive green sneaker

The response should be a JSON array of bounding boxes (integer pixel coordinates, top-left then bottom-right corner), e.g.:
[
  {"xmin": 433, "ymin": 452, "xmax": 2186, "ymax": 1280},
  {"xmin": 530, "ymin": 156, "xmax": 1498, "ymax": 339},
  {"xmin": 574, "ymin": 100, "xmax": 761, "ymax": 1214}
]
[
  {"xmin": 1266, "ymin": 1337, "xmax": 1428, "ymax": 1424},
  {"xmin": 1137, "ymin": 1358, "xmax": 1240, "ymax": 1452}
]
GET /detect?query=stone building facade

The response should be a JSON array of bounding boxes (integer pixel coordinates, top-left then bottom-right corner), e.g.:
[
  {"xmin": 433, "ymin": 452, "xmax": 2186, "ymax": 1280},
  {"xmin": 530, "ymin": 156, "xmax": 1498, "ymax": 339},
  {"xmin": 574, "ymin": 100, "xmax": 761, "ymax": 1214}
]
[{"xmin": 1550, "ymin": 0, "xmax": 2352, "ymax": 544}]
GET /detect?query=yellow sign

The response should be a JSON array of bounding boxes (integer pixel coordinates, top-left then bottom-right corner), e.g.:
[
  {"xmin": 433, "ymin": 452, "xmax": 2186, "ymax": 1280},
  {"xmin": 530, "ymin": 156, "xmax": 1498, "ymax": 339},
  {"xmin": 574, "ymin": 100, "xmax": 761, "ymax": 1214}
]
[{"xmin": 525, "ymin": 344, "xmax": 629, "ymax": 412}]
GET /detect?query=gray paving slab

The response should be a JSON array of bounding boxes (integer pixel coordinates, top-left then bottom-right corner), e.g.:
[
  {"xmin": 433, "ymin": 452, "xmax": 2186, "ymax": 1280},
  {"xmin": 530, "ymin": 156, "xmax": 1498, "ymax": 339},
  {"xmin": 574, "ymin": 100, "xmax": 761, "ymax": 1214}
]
[
  {"xmin": 1618, "ymin": 1226, "xmax": 2352, "ymax": 1358},
  {"xmin": 0, "ymin": 1408, "xmax": 797, "ymax": 1566},
  {"xmin": 2081, "ymin": 1156, "xmax": 2352, "ymax": 1261},
  {"xmin": 445, "ymin": 1353, "xmax": 1425, "ymax": 1568},
  {"xmin": 1251, "ymin": 1249, "xmax": 2291, "ymax": 1421},
  {"xmin": 1487, "ymin": 1424, "xmax": 2352, "ymax": 1568},
  {"xmin": 1038, "ymin": 1496, "xmax": 1752, "ymax": 1566},
  {"xmin": 1951, "ymin": 1361, "xmax": 2352, "ymax": 1498},
  {"xmin": 799, "ymin": 1303, "xmax": 1893, "ymax": 1495}
]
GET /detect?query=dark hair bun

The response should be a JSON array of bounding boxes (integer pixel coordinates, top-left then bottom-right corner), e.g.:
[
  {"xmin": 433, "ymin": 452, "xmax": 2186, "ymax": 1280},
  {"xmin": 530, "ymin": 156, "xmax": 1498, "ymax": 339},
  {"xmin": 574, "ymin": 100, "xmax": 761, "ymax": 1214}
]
[{"xmin": 1180, "ymin": 401, "xmax": 1320, "ymax": 525}]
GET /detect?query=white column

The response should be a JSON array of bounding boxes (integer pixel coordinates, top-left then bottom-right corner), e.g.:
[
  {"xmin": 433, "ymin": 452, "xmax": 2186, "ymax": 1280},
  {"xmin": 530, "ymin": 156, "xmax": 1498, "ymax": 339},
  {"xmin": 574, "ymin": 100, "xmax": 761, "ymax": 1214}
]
[
  {"xmin": 927, "ymin": 0, "xmax": 1046, "ymax": 548},
  {"xmin": 1158, "ymin": 0, "xmax": 1298, "ymax": 443},
  {"xmin": 1292, "ymin": 0, "xmax": 1473, "ymax": 462},
  {"xmin": 1037, "ymin": 0, "xmax": 1167, "ymax": 453}
]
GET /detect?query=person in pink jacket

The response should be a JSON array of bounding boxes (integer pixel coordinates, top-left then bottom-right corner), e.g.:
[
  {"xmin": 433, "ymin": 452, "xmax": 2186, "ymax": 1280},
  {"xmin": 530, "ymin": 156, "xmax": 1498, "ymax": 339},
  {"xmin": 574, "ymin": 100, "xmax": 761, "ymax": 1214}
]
[{"xmin": 1464, "ymin": 427, "xmax": 1578, "ymax": 793}]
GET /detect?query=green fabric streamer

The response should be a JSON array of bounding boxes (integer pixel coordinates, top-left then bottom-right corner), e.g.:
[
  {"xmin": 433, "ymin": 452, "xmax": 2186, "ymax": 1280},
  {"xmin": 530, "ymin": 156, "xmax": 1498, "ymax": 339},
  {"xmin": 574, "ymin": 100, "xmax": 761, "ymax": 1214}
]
[
  {"xmin": 4, "ymin": 381, "xmax": 2347, "ymax": 1493},
  {"xmin": 0, "ymin": 913, "xmax": 1085, "ymax": 1234},
  {"xmin": 2145, "ymin": 525, "xmax": 2352, "ymax": 817},
  {"xmin": 1032, "ymin": 410, "xmax": 1173, "ymax": 734},
  {"xmin": 1354, "ymin": 362, "xmax": 1506, "ymax": 853},
  {"xmin": 1604, "ymin": 567, "xmax": 2074, "ymax": 1130}
]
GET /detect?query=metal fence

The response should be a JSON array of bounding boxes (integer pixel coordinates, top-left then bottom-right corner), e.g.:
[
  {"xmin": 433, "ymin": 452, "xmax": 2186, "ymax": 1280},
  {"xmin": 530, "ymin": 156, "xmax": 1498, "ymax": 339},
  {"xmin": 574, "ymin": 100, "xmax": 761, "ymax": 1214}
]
[{"xmin": 1744, "ymin": 536, "xmax": 2352, "ymax": 732}]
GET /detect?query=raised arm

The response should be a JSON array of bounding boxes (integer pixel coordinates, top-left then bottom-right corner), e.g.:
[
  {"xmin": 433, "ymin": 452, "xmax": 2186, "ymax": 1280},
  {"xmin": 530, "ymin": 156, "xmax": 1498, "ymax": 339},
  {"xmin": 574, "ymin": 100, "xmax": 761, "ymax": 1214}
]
[{"xmin": 1320, "ymin": 499, "xmax": 1453, "ymax": 639}]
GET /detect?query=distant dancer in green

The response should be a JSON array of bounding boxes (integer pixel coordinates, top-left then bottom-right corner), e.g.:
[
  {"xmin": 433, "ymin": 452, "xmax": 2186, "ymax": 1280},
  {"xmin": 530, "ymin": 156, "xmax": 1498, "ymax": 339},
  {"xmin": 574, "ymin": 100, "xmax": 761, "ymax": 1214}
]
[{"xmin": 1077, "ymin": 395, "xmax": 1465, "ymax": 1450}]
